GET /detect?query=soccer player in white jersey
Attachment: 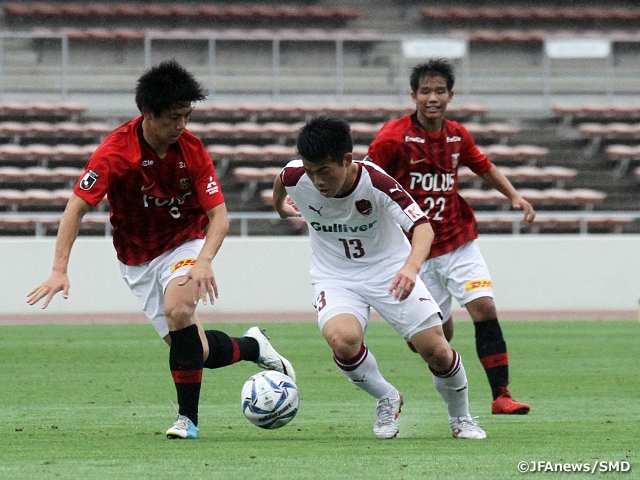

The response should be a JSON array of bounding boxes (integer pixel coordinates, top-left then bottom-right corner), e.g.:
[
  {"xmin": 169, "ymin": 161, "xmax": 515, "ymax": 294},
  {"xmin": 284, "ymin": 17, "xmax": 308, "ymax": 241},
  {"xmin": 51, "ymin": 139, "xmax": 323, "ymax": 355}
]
[{"xmin": 272, "ymin": 116, "xmax": 486, "ymax": 440}]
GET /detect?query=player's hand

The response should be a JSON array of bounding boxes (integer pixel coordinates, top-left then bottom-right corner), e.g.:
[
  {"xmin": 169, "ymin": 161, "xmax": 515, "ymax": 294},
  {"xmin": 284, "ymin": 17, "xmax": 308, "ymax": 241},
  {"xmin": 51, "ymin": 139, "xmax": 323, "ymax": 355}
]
[
  {"xmin": 26, "ymin": 271, "xmax": 70, "ymax": 309},
  {"xmin": 512, "ymin": 196, "xmax": 536, "ymax": 223},
  {"xmin": 179, "ymin": 260, "xmax": 218, "ymax": 305},
  {"xmin": 276, "ymin": 195, "xmax": 302, "ymax": 219},
  {"xmin": 389, "ymin": 266, "xmax": 417, "ymax": 301}
]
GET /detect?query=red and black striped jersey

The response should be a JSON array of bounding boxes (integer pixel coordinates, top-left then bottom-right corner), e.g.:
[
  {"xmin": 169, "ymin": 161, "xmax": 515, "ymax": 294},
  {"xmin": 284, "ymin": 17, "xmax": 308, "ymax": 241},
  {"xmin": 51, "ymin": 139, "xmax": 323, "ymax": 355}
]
[
  {"xmin": 74, "ymin": 116, "xmax": 225, "ymax": 265},
  {"xmin": 367, "ymin": 113, "xmax": 492, "ymax": 258}
]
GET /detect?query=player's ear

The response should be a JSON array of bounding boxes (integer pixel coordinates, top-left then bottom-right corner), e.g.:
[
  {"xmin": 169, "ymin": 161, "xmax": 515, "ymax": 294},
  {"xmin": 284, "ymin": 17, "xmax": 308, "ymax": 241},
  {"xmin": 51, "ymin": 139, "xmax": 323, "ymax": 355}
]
[{"xmin": 342, "ymin": 152, "xmax": 353, "ymax": 167}]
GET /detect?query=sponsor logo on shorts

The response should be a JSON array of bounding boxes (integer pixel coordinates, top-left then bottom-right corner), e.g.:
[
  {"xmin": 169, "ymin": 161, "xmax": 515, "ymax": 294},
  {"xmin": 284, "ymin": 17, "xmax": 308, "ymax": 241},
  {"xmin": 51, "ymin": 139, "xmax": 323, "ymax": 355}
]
[
  {"xmin": 171, "ymin": 258, "xmax": 196, "ymax": 273},
  {"xmin": 465, "ymin": 279, "xmax": 492, "ymax": 292}
]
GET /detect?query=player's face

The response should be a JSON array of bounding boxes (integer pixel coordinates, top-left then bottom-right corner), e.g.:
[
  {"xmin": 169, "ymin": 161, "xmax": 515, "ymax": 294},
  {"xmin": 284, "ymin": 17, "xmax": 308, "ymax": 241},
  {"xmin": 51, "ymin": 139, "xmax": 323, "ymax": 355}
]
[
  {"xmin": 302, "ymin": 155, "xmax": 352, "ymax": 198},
  {"xmin": 143, "ymin": 103, "xmax": 193, "ymax": 148},
  {"xmin": 411, "ymin": 75, "xmax": 453, "ymax": 129}
]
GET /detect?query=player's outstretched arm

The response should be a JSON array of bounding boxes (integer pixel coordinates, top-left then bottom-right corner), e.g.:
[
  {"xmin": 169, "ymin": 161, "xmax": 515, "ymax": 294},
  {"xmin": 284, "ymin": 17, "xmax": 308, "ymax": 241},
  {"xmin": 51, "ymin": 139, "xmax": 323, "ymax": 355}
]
[
  {"xmin": 272, "ymin": 175, "xmax": 301, "ymax": 219},
  {"xmin": 389, "ymin": 222, "xmax": 434, "ymax": 301},
  {"xmin": 27, "ymin": 194, "xmax": 92, "ymax": 308},
  {"xmin": 480, "ymin": 165, "xmax": 536, "ymax": 223},
  {"xmin": 179, "ymin": 202, "xmax": 230, "ymax": 306}
]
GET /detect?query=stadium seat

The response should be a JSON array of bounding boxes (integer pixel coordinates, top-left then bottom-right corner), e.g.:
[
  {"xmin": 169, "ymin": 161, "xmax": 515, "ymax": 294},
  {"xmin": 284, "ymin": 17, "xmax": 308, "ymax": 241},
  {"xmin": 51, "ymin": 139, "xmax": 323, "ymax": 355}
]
[
  {"xmin": 478, "ymin": 144, "xmax": 549, "ymax": 164},
  {"xmin": 0, "ymin": 144, "xmax": 27, "ymax": 160},
  {"xmin": 233, "ymin": 166, "xmax": 282, "ymax": 201},
  {"xmin": 0, "ymin": 122, "xmax": 28, "ymax": 137}
]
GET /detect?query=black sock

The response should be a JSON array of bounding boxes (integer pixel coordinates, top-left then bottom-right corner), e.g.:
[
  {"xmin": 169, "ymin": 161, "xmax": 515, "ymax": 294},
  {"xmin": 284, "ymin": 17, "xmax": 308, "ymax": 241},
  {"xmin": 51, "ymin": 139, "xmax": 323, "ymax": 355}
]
[
  {"xmin": 169, "ymin": 324, "xmax": 203, "ymax": 426},
  {"xmin": 203, "ymin": 330, "xmax": 260, "ymax": 369},
  {"xmin": 474, "ymin": 319, "xmax": 509, "ymax": 400}
]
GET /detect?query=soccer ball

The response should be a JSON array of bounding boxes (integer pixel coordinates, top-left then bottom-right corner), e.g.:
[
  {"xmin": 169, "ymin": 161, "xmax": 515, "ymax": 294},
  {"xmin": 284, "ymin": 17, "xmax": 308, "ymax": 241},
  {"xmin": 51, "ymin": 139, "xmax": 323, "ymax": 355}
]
[{"xmin": 241, "ymin": 370, "xmax": 299, "ymax": 429}]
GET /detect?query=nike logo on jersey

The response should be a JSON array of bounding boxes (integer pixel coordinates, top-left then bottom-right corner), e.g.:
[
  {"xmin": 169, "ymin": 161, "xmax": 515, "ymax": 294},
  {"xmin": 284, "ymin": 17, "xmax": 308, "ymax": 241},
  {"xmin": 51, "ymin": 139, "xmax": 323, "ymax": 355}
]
[
  {"xmin": 141, "ymin": 183, "xmax": 155, "ymax": 192},
  {"xmin": 410, "ymin": 158, "xmax": 426, "ymax": 164}
]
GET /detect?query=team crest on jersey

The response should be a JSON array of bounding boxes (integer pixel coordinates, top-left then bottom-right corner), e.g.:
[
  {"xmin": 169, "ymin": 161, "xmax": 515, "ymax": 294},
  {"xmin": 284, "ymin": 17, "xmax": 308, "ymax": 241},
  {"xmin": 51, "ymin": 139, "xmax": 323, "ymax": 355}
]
[
  {"xmin": 451, "ymin": 153, "xmax": 460, "ymax": 169},
  {"xmin": 178, "ymin": 177, "xmax": 191, "ymax": 190},
  {"xmin": 355, "ymin": 199, "xmax": 372, "ymax": 216},
  {"xmin": 79, "ymin": 170, "xmax": 99, "ymax": 191}
]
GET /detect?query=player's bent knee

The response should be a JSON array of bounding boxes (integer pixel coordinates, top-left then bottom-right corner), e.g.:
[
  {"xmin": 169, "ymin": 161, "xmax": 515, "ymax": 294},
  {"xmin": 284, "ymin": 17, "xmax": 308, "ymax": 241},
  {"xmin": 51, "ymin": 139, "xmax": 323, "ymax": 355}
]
[{"xmin": 164, "ymin": 302, "xmax": 196, "ymax": 330}]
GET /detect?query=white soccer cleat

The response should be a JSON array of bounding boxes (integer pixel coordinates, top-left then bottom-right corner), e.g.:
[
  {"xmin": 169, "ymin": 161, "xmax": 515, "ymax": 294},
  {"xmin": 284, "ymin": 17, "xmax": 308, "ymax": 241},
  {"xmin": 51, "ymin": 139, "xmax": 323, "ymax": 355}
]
[
  {"xmin": 243, "ymin": 326, "xmax": 296, "ymax": 383},
  {"xmin": 166, "ymin": 415, "xmax": 199, "ymax": 439},
  {"xmin": 373, "ymin": 392, "xmax": 403, "ymax": 439},
  {"xmin": 449, "ymin": 415, "xmax": 487, "ymax": 439}
]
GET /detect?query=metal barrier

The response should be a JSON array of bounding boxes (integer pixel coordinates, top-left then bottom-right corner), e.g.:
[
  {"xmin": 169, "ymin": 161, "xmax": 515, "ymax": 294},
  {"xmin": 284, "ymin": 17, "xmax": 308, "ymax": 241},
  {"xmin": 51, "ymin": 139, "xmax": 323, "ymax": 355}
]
[
  {"xmin": 1, "ymin": 210, "xmax": 638, "ymax": 237},
  {"xmin": 1, "ymin": 31, "xmax": 640, "ymax": 103}
]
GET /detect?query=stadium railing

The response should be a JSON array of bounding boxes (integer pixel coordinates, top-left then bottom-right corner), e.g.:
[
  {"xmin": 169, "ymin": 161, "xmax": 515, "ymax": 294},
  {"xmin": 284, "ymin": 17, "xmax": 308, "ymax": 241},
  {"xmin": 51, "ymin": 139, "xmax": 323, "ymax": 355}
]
[
  {"xmin": 2, "ymin": 210, "xmax": 637, "ymax": 237},
  {"xmin": 1, "ymin": 30, "xmax": 639, "ymax": 102}
]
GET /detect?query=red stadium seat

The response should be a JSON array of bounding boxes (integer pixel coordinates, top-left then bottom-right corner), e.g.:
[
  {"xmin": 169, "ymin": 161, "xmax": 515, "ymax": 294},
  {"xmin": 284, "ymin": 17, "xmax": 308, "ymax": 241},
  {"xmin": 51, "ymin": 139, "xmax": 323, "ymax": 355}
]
[
  {"xmin": 54, "ymin": 122, "xmax": 86, "ymax": 136},
  {"xmin": 349, "ymin": 122, "xmax": 384, "ymax": 138},
  {"xmin": 0, "ymin": 166, "xmax": 23, "ymax": 181},
  {"xmin": 459, "ymin": 189, "xmax": 505, "ymax": 205},
  {"xmin": 197, "ymin": 5, "xmax": 225, "ymax": 19},
  {"xmin": 3, "ymin": 3, "xmax": 32, "ymax": 16},
  {"xmin": 261, "ymin": 144, "xmax": 296, "ymax": 161},
  {"xmin": 31, "ymin": 3, "xmax": 60, "ymax": 17},
  {"xmin": 0, "ymin": 122, "xmax": 28, "ymax": 136},
  {"xmin": 59, "ymin": 4, "xmax": 88, "ymax": 17},
  {"xmin": 25, "ymin": 121, "xmax": 56, "ymax": 135},
  {"xmin": 111, "ymin": 3, "xmax": 143, "ymax": 17},
  {"xmin": 0, "ymin": 144, "xmax": 27, "ymax": 160},
  {"xmin": 54, "ymin": 144, "xmax": 93, "ymax": 161},
  {"xmin": 50, "ymin": 166, "xmax": 84, "ymax": 182},
  {"xmin": 88, "ymin": 4, "xmax": 119, "ymax": 17},
  {"xmin": 419, "ymin": 7, "xmax": 449, "ymax": 20},
  {"xmin": 144, "ymin": 5, "xmax": 173, "ymax": 18},
  {"xmin": 25, "ymin": 144, "xmax": 57, "ymax": 160}
]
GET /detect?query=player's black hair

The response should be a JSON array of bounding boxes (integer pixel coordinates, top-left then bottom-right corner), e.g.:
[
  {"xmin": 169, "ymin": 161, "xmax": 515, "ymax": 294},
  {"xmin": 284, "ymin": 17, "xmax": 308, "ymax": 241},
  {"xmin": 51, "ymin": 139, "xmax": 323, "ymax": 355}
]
[
  {"xmin": 135, "ymin": 59, "xmax": 207, "ymax": 116},
  {"xmin": 410, "ymin": 58, "xmax": 455, "ymax": 93},
  {"xmin": 296, "ymin": 116, "xmax": 353, "ymax": 164}
]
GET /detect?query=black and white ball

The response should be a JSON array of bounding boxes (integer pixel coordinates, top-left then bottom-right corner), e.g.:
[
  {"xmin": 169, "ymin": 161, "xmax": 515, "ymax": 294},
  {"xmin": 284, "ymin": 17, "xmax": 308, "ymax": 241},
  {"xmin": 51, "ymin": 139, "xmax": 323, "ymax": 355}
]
[{"xmin": 241, "ymin": 370, "xmax": 299, "ymax": 429}]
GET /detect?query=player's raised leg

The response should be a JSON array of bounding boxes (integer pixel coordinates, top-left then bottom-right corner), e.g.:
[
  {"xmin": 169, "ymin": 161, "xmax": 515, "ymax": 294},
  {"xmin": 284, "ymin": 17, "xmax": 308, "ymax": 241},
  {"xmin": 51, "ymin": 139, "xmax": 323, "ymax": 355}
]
[
  {"xmin": 322, "ymin": 313, "xmax": 402, "ymax": 439},
  {"xmin": 243, "ymin": 326, "xmax": 296, "ymax": 382},
  {"xmin": 409, "ymin": 324, "xmax": 486, "ymax": 439}
]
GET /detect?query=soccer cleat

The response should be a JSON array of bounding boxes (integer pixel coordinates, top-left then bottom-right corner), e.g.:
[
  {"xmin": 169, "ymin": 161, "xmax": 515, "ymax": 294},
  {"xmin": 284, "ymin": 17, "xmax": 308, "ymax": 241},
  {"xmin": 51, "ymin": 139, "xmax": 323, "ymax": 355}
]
[
  {"xmin": 373, "ymin": 392, "xmax": 403, "ymax": 439},
  {"xmin": 491, "ymin": 388, "xmax": 530, "ymax": 415},
  {"xmin": 166, "ymin": 415, "xmax": 199, "ymax": 439},
  {"xmin": 243, "ymin": 326, "xmax": 296, "ymax": 383},
  {"xmin": 449, "ymin": 416, "xmax": 487, "ymax": 440}
]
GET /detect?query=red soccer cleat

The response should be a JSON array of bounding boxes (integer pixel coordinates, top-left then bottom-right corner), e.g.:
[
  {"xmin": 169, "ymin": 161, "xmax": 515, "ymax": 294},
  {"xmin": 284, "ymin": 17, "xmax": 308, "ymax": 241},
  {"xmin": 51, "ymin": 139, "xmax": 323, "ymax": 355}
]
[{"xmin": 491, "ymin": 388, "xmax": 530, "ymax": 415}]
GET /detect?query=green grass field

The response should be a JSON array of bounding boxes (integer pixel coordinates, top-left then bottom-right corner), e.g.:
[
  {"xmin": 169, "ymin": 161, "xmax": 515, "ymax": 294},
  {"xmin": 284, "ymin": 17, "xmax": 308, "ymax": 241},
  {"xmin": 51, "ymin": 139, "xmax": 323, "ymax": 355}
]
[{"xmin": 0, "ymin": 319, "xmax": 638, "ymax": 479}]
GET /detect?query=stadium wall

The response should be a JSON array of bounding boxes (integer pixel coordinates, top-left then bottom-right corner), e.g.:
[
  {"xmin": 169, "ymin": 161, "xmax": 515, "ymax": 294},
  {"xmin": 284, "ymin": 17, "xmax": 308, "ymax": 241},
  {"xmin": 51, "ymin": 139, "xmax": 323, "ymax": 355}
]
[{"xmin": 3, "ymin": 236, "xmax": 639, "ymax": 319}]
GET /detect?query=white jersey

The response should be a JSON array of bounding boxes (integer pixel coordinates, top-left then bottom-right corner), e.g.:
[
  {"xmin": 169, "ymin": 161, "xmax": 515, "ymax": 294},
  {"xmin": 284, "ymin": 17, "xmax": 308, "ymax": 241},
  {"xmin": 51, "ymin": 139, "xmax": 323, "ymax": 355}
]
[{"xmin": 280, "ymin": 159, "xmax": 429, "ymax": 282}]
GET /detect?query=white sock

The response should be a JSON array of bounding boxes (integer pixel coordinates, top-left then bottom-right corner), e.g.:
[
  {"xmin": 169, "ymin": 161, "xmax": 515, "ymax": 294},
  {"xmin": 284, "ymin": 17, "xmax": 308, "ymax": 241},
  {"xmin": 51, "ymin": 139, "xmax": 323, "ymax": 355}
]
[
  {"xmin": 334, "ymin": 344, "xmax": 398, "ymax": 401},
  {"xmin": 431, "ymin": 350, "xmax": 470, "ymax": 419}
]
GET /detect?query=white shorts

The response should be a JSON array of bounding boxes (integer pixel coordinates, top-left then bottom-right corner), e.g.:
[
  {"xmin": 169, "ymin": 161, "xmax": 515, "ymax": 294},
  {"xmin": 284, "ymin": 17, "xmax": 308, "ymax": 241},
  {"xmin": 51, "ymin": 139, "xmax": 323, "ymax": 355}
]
[
  {"xmin": 419, "ymin": 240, "xmax": 494, "ymax": 322},
  {"xmin": 119, "ymin": 239, "xmax": 205, "ymax": 338},
  {"xmin": 313, "ymin": 275, "xmax": 442, "ymax": 342}
]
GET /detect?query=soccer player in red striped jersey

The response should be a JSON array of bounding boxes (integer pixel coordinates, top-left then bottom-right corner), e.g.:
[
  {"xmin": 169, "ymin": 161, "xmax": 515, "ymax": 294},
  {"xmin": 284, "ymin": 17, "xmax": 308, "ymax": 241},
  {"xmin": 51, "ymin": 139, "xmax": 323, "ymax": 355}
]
[
  {"xmin": 367, "ymin": 58, "xmax": 535, "ymax": 415},
  {"xmin": 27, "ymin": 60, "xmax": 295, "ymax": 439}
]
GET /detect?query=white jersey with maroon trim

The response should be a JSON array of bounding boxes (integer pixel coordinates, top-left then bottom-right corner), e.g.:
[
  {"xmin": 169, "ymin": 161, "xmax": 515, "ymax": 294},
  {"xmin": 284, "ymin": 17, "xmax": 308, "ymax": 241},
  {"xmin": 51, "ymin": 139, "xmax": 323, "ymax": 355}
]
[{"xmin": 280, "ymin": 159, "xmax": 429, "ymax": 282}]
